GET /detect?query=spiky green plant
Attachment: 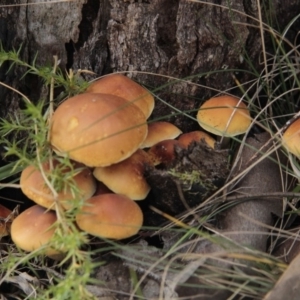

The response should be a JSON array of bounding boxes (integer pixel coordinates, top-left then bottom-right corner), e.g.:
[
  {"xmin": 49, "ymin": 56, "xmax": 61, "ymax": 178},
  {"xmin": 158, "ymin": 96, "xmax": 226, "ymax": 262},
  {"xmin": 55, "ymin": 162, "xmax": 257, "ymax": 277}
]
[{"xmin": 0, "ymin": 46, "xmax": 101, "ymax": 299}]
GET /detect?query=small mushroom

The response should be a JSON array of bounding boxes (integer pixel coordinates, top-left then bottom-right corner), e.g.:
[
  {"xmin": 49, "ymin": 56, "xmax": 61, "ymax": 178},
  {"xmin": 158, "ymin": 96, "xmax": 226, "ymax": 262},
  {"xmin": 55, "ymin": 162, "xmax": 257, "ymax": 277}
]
[
  {"xmin": 75, "ymin": 194, "xmax": 143, "ymax": 240},
  {"xmin": 147, "ymin": 139, "xmax": 181, "ymax": 166},
  {"xmin": 197, "ymin": 95, "xmax": 251, "ymax": 148},
  {"xmin": 140, "ymin": 121, "xmax": 182, "ymax": 149},
  {"xmin": 178, "ymin": 130, "xmax": 216, "ymax": 149},
  {"xmin": 93, "ymin": 149, "xmax": 152, "ymax": 200},
  {"xmin": 282, "ymin": 118, "xmax": 300, "ymax": 157},
  {"xmin": 86, "ymin": 73, "xmax": 155, "ymax": 119},
  {"xmin": 11, "ymin": 205, "xmax": 62, "ymax": 258},
  {"xmin": 20, "ymin": 159, "xmax": 96, "ymax": 210},
  {"xmin": 0, "ymin": 204, "xmax": 14, "ymax": 238}
]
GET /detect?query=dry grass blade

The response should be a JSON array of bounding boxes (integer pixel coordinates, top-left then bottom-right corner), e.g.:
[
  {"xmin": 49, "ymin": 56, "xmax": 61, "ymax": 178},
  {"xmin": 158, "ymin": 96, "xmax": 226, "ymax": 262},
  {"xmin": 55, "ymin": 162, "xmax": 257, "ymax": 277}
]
[{"xmin": 0, "ymin": 0, "xmax": 73, "ymax": 8}]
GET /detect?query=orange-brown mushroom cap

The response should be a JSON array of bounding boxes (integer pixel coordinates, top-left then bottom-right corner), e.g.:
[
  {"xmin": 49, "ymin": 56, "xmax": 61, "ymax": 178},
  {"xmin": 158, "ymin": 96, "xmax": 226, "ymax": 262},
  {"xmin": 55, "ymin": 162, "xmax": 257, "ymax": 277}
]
[
  {"xmin": 0, "ymin": 204, "xmax": 13, "ymax": 238},
  {"xmin": 20, "ymin": 160, "xmax": 96, "ymax": 210},
  {"xmin": 86, "ymin": 74, "xmax": 155, "ymax": 119},
  {"xmin": 147, "ymin": 139, "xmax": 181, "ymax": 166},
  {"xmin": 50, "ymin": 93, "xmax": 148, "ymax": 167},
  {"xmin": 197, "ymin": 95, "xmax": 251, "ymax": 137},
  {"xmin": 178, "ymin": 131, "xmax": 216, "ymax": 149},
  {"xmin": 140, "ymin": 121, "xmax": 182, "ymax": 148},
  {"xmin": 11, "ymin": 205, "xmax": 61, "ymax": 257},
  {"xmin": 93, "ymin": 149, "xmax": 152, "ymax": 200},
  {"xmin": 282, "ymin": 119, "xmax": 300, "ymax": 157},
  {"xmin": 76, "ymin": 194, "xmax": 143, "ymax": 240}
]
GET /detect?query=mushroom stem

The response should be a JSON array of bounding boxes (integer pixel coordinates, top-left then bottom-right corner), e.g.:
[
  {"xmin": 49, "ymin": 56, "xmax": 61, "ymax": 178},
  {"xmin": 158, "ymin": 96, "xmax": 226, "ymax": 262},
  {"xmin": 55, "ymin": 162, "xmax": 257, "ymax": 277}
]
[{"xmin": 216, "ymin": 136, "xmax": 231, "ymax": 149}]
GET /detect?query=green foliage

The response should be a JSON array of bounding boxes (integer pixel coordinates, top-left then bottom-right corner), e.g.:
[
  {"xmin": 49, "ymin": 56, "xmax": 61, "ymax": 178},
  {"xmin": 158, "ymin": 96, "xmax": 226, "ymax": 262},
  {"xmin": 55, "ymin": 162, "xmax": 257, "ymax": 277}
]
[
  {"xmin": 0, "ymin": 45, "xmax": 100, "ymax": 299},
  {"xmin": 0, "ymin": 44, "xmax": 90, "ymax": 97},
  {"xmin": 0, "ymin": 100, "xmax": 48, "ymax": 164},
  {"xmin": 168, "ymin": 168, "xmax": 216, "ymax": 192}
]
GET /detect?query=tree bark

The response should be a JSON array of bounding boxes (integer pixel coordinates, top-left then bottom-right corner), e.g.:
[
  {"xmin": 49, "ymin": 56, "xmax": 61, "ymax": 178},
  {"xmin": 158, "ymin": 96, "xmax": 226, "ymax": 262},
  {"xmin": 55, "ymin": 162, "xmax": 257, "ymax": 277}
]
[{"xmin": 1, "ymin": 0, "xmax": 300, "ymax": 129}]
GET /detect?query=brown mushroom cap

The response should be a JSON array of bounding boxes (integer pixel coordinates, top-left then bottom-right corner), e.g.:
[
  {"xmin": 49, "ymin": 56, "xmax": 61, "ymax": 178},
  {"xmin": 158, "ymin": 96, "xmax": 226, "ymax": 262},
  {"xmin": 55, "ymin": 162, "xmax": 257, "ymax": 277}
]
[
  {"xmin": 50, "ymin": 93, "xmax": 148, "ymax": 167},
  {"xmin": 282, "ymin": 119, "xmax": 300, "ymax": 156},
  {"xmin": 86, "ymin": 74, "xmax": 155, "ymax": 119},
  {"xmin": 20, "ymin": 160, "xmax": 96, "ymax": 210},
  {"xmin": 11, "ymin": 205, "xmax": 61, "ymax": 257},
  {"xmin": 0, "ymin": 204, "xmax": 13, "ymax": 237},
  {"xmin": 93, "ymin": 149, "xmax": 151, "ymax": 200},
  {"xmin": 76, "ymin": 194, "xmax": 143, "ymax": 240},
  {"xmin": 178, "ymin": 131, "xmax": 216, "ymax": 149},
  {"xmin": 140, "ymin": 121, "xmax": 182, "ymax": 148},
  {"xmin": 147, "ymin": 139, "xmax": 181, "ymax": 166},
  {"xmin": 197, "ymin": 95, "xmax": 251, "ymax": 137}
]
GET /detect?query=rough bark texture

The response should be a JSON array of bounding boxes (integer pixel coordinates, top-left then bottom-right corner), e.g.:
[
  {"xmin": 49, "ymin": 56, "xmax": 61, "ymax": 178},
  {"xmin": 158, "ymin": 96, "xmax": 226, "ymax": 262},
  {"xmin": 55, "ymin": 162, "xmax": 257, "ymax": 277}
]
[{"xmin": 1, "ymin": 0, "xmax": 300, "ymax": 130}]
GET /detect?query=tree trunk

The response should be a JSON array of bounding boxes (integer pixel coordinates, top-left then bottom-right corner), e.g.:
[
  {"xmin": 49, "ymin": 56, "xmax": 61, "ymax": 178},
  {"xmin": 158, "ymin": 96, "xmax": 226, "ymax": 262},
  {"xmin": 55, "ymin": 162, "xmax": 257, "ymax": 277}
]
[{"xmin": 1, "ymin": 0, "xmax": 300, "ymax": 130}]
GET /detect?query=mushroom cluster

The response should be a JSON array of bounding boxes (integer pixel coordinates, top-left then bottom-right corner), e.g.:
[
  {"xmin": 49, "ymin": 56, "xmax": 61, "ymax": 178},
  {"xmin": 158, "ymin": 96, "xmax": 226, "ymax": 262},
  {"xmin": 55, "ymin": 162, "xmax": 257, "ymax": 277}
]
[
  {"xmin": 138, "ymin": 95, "xmax": 251, "ymax": 167},
  {"xmin": 10, "ymin": 74, "xmax": 158, "ymax": 256},
  {"xmin": 10, "ymin": 75, "xmax": 252, "ymax": 257},
  {"xmin": 140, "ymin": 94, "xmax": 251, "ymax": 222}
]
